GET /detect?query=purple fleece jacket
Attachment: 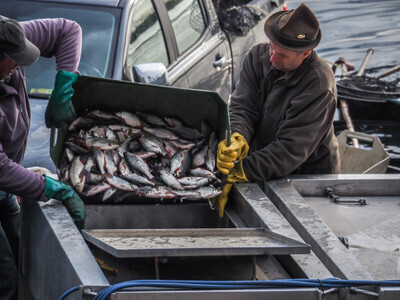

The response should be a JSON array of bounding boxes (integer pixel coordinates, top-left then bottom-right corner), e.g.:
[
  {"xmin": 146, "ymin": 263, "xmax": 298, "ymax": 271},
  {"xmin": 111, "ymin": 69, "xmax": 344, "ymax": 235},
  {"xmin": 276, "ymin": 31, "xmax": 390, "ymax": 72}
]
[{"xmin": 0, "ymin": 18, "xmax": 81, "ymax": 199}]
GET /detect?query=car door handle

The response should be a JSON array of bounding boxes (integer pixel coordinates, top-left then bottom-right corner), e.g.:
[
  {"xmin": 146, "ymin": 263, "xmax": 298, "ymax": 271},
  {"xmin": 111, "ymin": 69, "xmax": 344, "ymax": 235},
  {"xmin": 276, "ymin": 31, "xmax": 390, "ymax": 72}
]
[{"xmin": 213, "ymin": 55, "xmax": 226, "ymax": 68}]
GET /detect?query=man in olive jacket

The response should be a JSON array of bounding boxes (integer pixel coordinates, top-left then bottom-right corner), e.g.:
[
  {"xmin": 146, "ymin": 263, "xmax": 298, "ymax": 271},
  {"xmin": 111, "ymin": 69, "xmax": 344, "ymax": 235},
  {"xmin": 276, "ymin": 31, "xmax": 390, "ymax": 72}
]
[{"xmin": 216, "ymin": 3, "xmax": 340, "ymax": 215}]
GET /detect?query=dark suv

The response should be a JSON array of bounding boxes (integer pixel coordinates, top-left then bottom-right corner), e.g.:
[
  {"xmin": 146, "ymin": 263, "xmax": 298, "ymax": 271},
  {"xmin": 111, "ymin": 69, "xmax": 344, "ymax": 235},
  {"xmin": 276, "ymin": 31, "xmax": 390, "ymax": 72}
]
[{"xmin": 0, "ymin": 0, "xmax": 285, "ymax": 172}]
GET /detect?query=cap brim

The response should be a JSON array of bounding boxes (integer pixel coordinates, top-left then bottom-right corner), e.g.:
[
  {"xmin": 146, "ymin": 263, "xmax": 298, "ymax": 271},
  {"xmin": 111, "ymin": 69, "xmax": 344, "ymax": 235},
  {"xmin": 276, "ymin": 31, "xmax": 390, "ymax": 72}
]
[
  {"xmin": 7, "ymin": 38, "xmax": 40, "ymax": 66},
  {"xmin": 264, "ymin": 10, "xmax": 321, "ymax": 51}
]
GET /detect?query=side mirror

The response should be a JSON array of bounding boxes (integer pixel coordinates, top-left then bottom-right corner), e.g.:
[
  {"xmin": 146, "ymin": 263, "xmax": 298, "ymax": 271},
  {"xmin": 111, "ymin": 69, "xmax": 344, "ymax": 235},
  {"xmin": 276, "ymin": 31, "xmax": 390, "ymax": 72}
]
[{"xmin": 132, "ymin": 63, "xmax": 168, "ymax": 85}]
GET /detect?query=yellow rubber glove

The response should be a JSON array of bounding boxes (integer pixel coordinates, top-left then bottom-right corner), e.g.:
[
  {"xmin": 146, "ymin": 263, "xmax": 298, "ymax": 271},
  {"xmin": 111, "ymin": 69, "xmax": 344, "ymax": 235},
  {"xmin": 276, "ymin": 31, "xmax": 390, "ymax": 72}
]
[
  {"xmin": 217, "ymin": 132, "xmax": 249, "ymax": 174},
  {"xmin": 215, "ymin": 161, "xmax": 249, "ymax": 218},
  {"xmin": 227, "ymin": 160, "xmax": 249, "ymax": 183},
  {"xmin": 216, "ymin": 183, "xmax": 233, "ymax": 218}
]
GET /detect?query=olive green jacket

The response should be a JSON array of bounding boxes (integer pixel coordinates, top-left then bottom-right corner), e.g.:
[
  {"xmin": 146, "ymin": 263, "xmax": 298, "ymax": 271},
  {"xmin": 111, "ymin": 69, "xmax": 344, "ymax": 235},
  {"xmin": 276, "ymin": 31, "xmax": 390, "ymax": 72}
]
[{"xmin": 230, "ymin": 43, "xmax": 340, "ymax": 181}]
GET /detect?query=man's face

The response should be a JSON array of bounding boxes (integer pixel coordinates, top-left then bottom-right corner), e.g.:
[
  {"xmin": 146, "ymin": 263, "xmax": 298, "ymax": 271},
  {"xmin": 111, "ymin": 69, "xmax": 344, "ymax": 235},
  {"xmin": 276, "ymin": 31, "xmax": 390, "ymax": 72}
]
[
  {"xmin": 0, "ymin": 56, "xmax": 18, "ymax": 79},
  {"xmin": 269, "ymin": 41, "xmax": 310, "ymax": 73}
]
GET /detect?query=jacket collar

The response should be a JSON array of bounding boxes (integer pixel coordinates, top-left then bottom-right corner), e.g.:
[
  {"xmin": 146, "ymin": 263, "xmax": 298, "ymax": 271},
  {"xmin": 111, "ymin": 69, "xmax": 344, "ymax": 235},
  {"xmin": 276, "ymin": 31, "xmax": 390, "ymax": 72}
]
[{"xmin": 263, "ymin": 50, "xmax": 315, "ymax": 86}]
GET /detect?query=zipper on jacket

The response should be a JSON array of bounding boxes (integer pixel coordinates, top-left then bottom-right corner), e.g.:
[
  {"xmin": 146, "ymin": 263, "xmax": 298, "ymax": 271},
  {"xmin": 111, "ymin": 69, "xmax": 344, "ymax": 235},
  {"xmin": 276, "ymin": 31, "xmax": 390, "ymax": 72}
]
[{"xmin": 263, "ymin": 101, "xmax": 270, "ymax": 120}]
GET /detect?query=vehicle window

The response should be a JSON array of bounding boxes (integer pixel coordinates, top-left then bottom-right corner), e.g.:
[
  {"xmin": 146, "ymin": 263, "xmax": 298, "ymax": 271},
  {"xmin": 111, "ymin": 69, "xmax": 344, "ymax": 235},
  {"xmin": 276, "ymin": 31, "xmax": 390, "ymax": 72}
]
[
  {"xmin": 0, "ymin": 2, "xmax": 118, "ymax": 97},
  {"xmin": 127, "ymin": 0, "xmax": 169, "ymax": 74},
  {"xmin": 164, "ymin": 0, "xmax": 205, "ymax": 55}
]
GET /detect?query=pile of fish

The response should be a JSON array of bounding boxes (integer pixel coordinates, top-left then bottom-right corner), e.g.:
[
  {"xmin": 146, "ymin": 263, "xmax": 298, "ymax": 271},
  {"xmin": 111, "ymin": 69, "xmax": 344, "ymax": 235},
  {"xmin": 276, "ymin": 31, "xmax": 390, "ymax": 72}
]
[{"xmin": 57, "ymin": 109, "xmax": 223, "ymax": 202}]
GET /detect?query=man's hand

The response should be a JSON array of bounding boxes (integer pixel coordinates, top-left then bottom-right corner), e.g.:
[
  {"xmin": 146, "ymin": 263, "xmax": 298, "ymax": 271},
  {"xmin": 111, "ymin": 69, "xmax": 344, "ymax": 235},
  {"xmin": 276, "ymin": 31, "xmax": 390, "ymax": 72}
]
[
  {"xmin": 45, "ymin": 70, "xmax": 79, "ymax": 128},
  {"xmin": 217, "ymin": 132, "xmax": 249, "ymax": 174},
  {"xmin": 44, "ymin": 175, "xmax": 85, "ymax": 230},
  {"xmin": 226, "ymin": 160, "xmax": 249, "ymax": 183}
]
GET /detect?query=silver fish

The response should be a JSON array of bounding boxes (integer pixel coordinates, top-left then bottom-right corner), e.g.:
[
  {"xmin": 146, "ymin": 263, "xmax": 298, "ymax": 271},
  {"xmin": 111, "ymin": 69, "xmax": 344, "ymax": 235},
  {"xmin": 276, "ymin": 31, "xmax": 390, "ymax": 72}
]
[
  {"xmin": 136, "ymin": 111, "xmax": 168, "ymax": 127},
  {"xmin": 84, "ymin": 137, "xmax": 120, "ymax": 150},
  {"xmin": 192, "ymin": 145, "xmax": 208, "ymax": 167},
  {"xmin": 170, "ymin": 126, "xmax": 203, "ymax": 140},
  {"xmin": 104, "ymin": 150, "xmax": 118, "ymax": 175},
  {"xmin": 89, "ymin": 110, "xmax": 121, "ymax": 122},
  {"xmin": 65, "ymin": 141, "xmax": 90, "ymax": 155},
  {"xmin": 169, "ymin": 139, "xmax": 196, "ymax": 150},
  {"xmin": 124, "ymin": 151, "xmax": 154, "ymax": 179},
  {"xmin": 91, "ymin": 147, "xmax": 106, "ymax": 174},
  {"xmin": 88, "ymin": 126, "xmax": 107, "ymax": 138},
  {"xmin": 140, "ymin": 186, "xmax": 176, "ymax": 199},
  {"xmin": 115, "ymin": 111, "xmax": 143, "ymax": 128},
  {"xmin": 108, "ymin": 124, "xmax": 142, "ymax": 138},
  {"xmin": 84, "ymin": 156, "xmax": 95, "ymax": 173},
  {"xmin": 117, "ymin": 136, "xmax": 132, "ymax": 157},
  {"xmin": 70, "ymin": 156, "xmax": 86, "ymax": 193},
  {"xmin": 86, "ymin": 173, "xmax": 103, "ymax": 184},
  {"xmin": 185, "ymin": 186, "xmax": 222, "ymax": 200},
  {"xmin": 133, "ymin": 151, "xmax": 158, "ymax": 160},
  {"xmin": 205, "ymin": 148, "xmax": 216, "ymax": 172},
  {"xmin": 104, "ymin": 175, "xmax": 138, "ymax": 191},
  {"xmin": 170, "ymin": 150, "xmax": 192, "ymax": 177},
  {"xmin": 172, "ymin": 190, "xmax": 202, "ymax": 200},
  {"xmin": 188, "ymin": 167, "xmax": 220, "ymax": 182},
  {"xmin": 102, "ymin": 187, "xmax": 118, "ymax": 201},
  {"xmin": 111, "ymin": 150, "xmax": 121, "ymax": 165},
  {"xmin": 208, "ymin": 131, "xmax": 218, "ymax": 153},
  {"xmin": 68, "ymin": 116, "xmax": 97, "ymax": 132},
  {"xmin": 61, "ymin": 109, "xmax": 222, "ymax": 201},
  {"xmin": 163, "ymin": 140, "xmax": 179, "ymax": 158},
  {"xmin": 143, "ymin": 127, "xmax": 179, "ymax": 141},
  {"xmin": 139, "ymin": 132, "xmax": 166, "ymax": 156},
  {"xmin": 164, "ymin": 116, "xmax": 185, "ymax": 128},
  {"xmin": 178, "ymin": 176, "xmax": 211, "ymax": 189},
  {"xmin": 65, "ymin": 147, "xmax": 75, "ymax": 162},
  {"xmin": 89, "ymin": 125, "xmax": 118, "ymax": 140},
  {"xmin": 83, "ymin": 182, "xmax": 111, "ymax": 196},
  {"xmin": 159, "ymin": 170, "xmax": 184, "ymax": 190},
  {"xmin": 118, "ymin": 158, "xmax": 131, "ymax": 176},
  {"xmin": 122, "ymin": 173, "xmax": 155, "ymax": 186}
]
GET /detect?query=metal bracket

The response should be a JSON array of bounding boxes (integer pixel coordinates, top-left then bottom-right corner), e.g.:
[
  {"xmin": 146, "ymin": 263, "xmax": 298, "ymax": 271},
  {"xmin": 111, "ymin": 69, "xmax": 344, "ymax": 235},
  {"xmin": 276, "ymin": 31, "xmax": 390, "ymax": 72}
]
[{"xmin": 325, "ymin": 187, "xmax": 367, "ymax": 205}]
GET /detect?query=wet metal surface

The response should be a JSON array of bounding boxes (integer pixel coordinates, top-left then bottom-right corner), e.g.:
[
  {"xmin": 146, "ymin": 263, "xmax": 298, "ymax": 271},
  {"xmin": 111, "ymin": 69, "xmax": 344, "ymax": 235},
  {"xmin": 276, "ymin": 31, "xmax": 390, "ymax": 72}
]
[
  {"xmin": 279, "ymin": 174, "xmax": 400, "ymax": 280},
  {"xmin": 265, "ymin": 178, "xmax": 374, "ymax": 280},
  {"xmin": 306, "ymin": 195, "xmax": 400, "ymax": 280},
  {"xmin": 82, "ymin": 227, "xmax": 310, "ymax": 258},
  {"xmin": 230, "ymin": 183, "xmax": 333, "ymax": 279}
]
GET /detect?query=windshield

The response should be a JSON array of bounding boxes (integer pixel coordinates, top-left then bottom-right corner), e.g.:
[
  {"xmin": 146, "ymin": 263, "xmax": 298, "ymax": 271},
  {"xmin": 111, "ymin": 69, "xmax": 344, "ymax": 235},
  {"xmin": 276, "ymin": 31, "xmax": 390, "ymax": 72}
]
[{"xmin": 0, "ymin": 1, "xmax": 120, "ymax": 98}]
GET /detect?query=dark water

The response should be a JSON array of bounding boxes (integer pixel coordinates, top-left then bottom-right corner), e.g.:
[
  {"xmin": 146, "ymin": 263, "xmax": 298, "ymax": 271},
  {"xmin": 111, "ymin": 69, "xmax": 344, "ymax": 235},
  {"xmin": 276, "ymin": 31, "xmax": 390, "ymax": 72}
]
[
  {"xmin": 287, "ymin": 0, "xmax": 400, "ymax": 69},
  {"xmin": 288, "ymin": 0, "xmax": 400, "ymax": 169}
]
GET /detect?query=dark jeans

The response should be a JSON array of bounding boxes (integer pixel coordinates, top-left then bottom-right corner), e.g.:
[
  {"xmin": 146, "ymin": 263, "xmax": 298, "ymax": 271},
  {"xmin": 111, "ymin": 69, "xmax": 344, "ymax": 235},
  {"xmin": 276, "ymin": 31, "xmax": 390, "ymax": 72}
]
[{"xmin": 0, "ymin": 191, "xmax": 20, "ymax": 300}]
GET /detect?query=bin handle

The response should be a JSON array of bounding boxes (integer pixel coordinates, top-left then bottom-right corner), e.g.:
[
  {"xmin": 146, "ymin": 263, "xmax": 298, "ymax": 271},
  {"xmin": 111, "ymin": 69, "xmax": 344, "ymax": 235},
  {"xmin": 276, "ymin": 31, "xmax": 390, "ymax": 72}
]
[{"xmin": 346, "ymin": 132, "xmax": 374, "ymax": 143}]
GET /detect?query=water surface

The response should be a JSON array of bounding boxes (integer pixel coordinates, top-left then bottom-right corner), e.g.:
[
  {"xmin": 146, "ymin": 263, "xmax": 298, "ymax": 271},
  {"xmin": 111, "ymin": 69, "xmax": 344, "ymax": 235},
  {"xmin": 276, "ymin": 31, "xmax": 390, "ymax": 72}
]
[{"xmin": 287, "ymin": 0, "xmax": 400, "ymax": 69}]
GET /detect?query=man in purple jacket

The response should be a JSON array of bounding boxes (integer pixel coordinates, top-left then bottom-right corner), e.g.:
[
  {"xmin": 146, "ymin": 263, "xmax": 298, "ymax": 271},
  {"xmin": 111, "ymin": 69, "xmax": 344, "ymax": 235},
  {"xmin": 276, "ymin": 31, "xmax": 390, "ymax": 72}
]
[{"xmin": 0, "ymin": 16, "xmax": 85, "ymax": 299}]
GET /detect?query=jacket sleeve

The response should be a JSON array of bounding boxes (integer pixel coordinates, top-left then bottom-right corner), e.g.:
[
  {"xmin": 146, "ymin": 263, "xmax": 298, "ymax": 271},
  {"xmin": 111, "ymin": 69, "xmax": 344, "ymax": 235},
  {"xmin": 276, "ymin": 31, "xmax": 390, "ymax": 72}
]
[
  {"xmin": 20, "ymin": 18, "xmax": 82, "ymax": 74},
  {"xmin": 229, "ymin": 45, "xmax": 267, "ymax": 142},
  {"xmin": 243, "ymin": 88, "xmax": 337, "ymax": 181},
  {"xmin": 0, "ymin": 148, "xmax": 46, "ymax": 199}
]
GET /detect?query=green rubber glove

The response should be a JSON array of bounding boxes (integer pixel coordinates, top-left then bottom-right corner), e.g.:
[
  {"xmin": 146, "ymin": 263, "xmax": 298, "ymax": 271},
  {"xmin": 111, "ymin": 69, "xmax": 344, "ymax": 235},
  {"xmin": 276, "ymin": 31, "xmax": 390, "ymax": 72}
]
[
  {"xmin": 45, "ymin": 70, "xmax": 79, "ymax": 128},
  {"xmin": 44, "ymin": 175, "xmax": 85, "ymax": 230}
]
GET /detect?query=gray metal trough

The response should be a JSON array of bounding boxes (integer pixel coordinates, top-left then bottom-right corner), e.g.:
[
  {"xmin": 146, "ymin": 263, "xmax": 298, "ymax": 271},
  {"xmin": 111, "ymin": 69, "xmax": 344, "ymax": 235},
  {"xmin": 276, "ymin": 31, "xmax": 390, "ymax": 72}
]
[{"xmin": 18, "ymin": 174, "xmax": 400, "ymax": 299}]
